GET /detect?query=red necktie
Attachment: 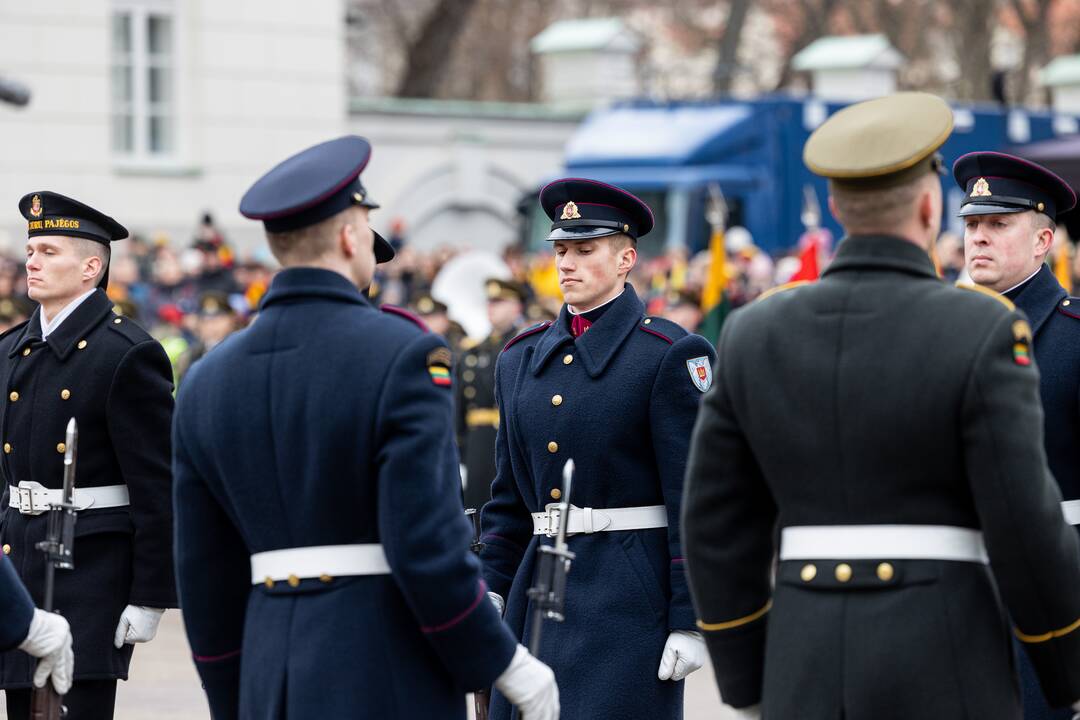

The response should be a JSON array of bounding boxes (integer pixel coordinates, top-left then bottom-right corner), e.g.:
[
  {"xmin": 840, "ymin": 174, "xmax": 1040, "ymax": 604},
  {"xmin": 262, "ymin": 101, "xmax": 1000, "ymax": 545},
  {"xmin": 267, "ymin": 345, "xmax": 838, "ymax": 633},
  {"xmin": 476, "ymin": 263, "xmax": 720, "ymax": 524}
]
[{"xmin": 571, "ymin": 315, "xmax": 592, "ymax": 338}]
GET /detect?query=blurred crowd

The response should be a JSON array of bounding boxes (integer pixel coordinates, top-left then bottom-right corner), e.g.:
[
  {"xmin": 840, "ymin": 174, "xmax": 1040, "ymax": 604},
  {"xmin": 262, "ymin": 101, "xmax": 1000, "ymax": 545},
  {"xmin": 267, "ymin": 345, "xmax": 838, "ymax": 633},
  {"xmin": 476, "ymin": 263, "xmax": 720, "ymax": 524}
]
[{"xmin": 0, "ymin": 212, "xmax": 1076, "ymax": 389}]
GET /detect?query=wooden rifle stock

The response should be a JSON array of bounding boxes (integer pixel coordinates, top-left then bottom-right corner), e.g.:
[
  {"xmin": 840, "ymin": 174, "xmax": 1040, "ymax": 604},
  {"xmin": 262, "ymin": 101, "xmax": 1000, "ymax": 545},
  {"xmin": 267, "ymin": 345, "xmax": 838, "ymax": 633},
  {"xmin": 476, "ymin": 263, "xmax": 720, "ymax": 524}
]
[
  {"xmin": 465, "ymin": 508, "xmax": 493, "ymax": 719},
  {"xmin": 29, "ymin": 684, "xmax": 65, "ymax": 720}
]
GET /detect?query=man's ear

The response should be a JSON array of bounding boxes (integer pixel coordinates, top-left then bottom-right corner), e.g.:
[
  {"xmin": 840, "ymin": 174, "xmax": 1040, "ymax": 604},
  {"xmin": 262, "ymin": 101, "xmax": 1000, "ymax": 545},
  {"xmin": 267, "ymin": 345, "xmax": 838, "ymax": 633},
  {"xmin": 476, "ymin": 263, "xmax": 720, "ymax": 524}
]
[
  {"xmin": 618, "ymin": 243, "xmax": 637, "ymax": 275},
  {"xmin": 83, "ymin": 255, "xmax": 102, "ymax": 283},
  {"xmin": 339, "ymin": 220, "xmax": 356, "ymax": 258},
  {"xmin": 827, "ymin": 195, "xmax": 840, "ymax": 223},
  {"xmin": 1035, "ymin": 226, "xmax": 1055, "ymax": 258}
]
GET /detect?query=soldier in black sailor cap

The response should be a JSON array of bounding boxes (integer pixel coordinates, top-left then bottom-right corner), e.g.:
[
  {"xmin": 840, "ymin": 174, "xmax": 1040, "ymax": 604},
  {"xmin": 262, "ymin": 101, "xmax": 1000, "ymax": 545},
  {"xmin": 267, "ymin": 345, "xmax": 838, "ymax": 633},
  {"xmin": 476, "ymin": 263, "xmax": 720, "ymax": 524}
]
[
  {"xmin": 480, "ymin": 178, "xmax": 716, "ymax": 719},
  {"xmin": 172, "ymin": 135, "xmax": 558, "ymax": 719},
  {"xmin": 956, "ymin": 151, "xmax": 1080, "ymax": 720},
  {"xmin": 0, "ymin": 192, "xmax": 176, "ymax": 720}
]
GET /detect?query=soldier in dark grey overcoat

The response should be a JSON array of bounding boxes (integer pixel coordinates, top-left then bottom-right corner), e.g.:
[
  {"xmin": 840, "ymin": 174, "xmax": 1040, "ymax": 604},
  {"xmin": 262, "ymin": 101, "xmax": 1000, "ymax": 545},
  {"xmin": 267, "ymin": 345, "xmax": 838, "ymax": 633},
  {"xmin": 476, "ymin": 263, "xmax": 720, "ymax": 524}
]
[{"xmin": 684, "ymin": 93, "xmax": 1080, "ymax": 719}]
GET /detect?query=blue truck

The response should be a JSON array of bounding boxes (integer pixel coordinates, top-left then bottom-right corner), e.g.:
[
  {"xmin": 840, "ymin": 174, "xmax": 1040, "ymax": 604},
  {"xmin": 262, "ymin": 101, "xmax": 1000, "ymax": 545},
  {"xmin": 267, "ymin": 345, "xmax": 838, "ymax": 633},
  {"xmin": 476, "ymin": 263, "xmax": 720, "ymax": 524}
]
[{"xmin": 523, "ymin": 95, "xmax": 1080, "ymax": 256}]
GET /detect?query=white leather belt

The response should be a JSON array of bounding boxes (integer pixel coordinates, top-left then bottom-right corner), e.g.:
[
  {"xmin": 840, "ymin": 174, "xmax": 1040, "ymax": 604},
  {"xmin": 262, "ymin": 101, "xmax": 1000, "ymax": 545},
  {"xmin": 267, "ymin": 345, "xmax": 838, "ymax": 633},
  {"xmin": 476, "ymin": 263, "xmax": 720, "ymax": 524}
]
[
  {"xmin": 780, "ymin": 525, "xmax": 989, "ymax": 564},
  {"xmin": 250, "ymin": 543, "xmax": 391, "ymax": 585},
  {"xmin": 8, "ymin": 481, "xmax": 129, "ymax": 516},
  {"xmin": 1062, "ymin": 500, "xmax": 1080, "ymax": 526},
  {"xmin": 531, "ymin": 503, "xmax": 667, "ymax": 537}
]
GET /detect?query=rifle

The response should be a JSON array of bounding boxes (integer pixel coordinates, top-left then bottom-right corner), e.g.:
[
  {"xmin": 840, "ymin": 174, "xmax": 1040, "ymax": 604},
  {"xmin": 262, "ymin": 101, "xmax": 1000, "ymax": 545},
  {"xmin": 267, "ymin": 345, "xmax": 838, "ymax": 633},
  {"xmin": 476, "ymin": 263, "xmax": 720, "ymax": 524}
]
[
  {"xmin": 31, "ymin": 418, "xmax": 77, "ymax": 720},
  {"xmin": 526, "ymin": 459, "xmax": 576, "ymax": 656},
  {"xmin": 465, "ymin": 508, "xmax": 492, "ymax": 720}
]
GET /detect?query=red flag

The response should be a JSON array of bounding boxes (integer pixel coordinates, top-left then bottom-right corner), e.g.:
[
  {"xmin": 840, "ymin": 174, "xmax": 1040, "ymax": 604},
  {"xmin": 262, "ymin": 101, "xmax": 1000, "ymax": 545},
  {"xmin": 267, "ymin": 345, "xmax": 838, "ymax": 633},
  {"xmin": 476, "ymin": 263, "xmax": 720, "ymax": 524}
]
[{"xmin": 790, "ymin": 236, "xmax": 820, "ymax": 282}]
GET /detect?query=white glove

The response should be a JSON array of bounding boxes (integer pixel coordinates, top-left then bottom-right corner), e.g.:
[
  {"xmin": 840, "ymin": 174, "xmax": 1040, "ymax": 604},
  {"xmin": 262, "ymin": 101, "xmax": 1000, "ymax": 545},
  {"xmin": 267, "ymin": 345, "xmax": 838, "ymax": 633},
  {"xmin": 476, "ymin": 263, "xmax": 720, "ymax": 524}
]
[
  {"xmin": 493, "ymin": 644, "xmax": 559, "ymax": 720},
  {"xmin": 657, "ymin": 630, "xmax": 706, "ymax": 681},
  {"xmin": 731, "ymin": 704, "xmax": 762, "ymax": 720},
  {"xmin": 487, "ymin": 591, "xmax": 505, "ymax": 616},
  {"xmin": 113, "ymin": 605, "xmax": 165, "ymax": 648},
  {"xmin": 18, "ymin": 608, "xmax": 73, "ymax": 694}
]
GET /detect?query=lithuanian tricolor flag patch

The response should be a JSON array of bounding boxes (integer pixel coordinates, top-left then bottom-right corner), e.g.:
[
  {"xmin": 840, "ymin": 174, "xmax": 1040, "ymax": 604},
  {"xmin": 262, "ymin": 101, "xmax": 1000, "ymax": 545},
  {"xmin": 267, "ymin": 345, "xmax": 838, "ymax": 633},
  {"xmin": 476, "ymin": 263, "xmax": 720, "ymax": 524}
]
[
  {"xmin": 429, "ymin": 365, "xmax": 452, "ymax": 387},
  {"xmin": 1013, "ymin": 342, "xmax": 1031, "ymax": 366}
]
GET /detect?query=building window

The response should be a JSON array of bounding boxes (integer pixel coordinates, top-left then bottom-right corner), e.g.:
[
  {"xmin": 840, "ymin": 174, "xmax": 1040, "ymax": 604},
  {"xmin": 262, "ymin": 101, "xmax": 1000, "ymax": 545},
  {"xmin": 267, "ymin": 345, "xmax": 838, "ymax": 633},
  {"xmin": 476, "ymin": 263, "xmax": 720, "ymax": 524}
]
[{"xmin": 111, "ymin": 4, "xmax": 175, "ymax": 159}]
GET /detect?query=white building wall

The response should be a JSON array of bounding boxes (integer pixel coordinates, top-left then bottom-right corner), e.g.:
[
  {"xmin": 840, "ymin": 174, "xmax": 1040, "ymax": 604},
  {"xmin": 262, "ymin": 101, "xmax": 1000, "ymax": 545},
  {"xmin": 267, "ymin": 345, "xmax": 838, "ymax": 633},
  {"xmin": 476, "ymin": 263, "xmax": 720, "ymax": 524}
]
[
  {"xmin": 812, "ymin": 69, "xmax": 897, "ymax": 102},
  {"xmin": 0, "ymin": 0, "xmax": 346, "ymax": 258},
  {"xmin": 351, "ymin": 105, "xmax": 581, "ymax": 252},
  {"xmin": 1050, "ymin": 85, "xmax": 1080, "ymax": 114}
]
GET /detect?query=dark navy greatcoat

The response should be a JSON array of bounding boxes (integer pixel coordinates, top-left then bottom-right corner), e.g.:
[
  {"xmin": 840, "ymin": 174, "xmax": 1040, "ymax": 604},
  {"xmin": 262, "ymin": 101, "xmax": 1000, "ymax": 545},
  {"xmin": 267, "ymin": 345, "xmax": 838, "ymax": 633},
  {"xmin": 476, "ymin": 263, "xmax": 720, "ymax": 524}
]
[
  {"xmin": 0, "ymin": 556, "xmax": 33, "ymax": 651},
  {"xmin": 172, "ymin": 267, "xmax": 518, "ymax": 720},
  {"xmin": 0, "ymin": 289, "xmax": 176, "ymax": 687},
  {"xmin": 480, "ymin": 283, "xmax": 715, "ymax": 720},
  {"xmin": 1004, "ymin": 264, "xmax": 1080, "ymax": 720}
]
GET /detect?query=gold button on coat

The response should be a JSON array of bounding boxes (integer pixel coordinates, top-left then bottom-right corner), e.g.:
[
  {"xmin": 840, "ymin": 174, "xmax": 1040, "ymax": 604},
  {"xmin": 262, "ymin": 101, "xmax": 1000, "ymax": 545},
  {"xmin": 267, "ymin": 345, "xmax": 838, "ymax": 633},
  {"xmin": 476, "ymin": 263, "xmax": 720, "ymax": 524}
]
[
  {"xmin": 21, "ymin": 348, "xmax": 29, "ymax": 357},
  {"xmin": 56, "ymin": 443, "xmax": 66, "ymax": 454},
  {"xmin": 464, "ymin": 387, "xmax": 476, "ymax": 399},
  {"xmin": 463, "ymin": 370, "xmax": 475, "ymax": 382},
  {"xmin": 876, "ymin": 563, "xmax": 895, "ymax": 581},
  {"xmin": 644, "ymin": 318, "xmax": 652, "ymax": 325},
  {"xmin": 1065, "ymin": 300, "xmax": 1072, "ymax": 307},
  {"xmin": 800, "ymin": 564, "xmax": 817, "ymax": 582},
  {"xmin": 113, "ymin": 318, "xmax": 122, "ymax": 324},
  {"xmin": 465, "ymin": 356, "xmax": 477, "ymax": 367},
  {"xmin": 264, "ymin": 577, "xmax": 274, "ymax": 589},
  {"xmin": 3, "ymin": 443, "xmax": 10, "ymax": 454},
  {"xmin": 2, "ymin": 544, "xmax": 9, "ymax": 555},
  {"xmin": 835, "ymin": 563, "xmax": 853, "ymax": 582},
  {"xmin": 550, "ymin": 488, "xmax": 561, "ymax": 500},
  {"xmin": 551, "ymin": 394, "xmax": 563, "ymax": 406},
  {"xmin": 77, "ymin": 340, "xmax": 87, "ymax": 350},
  {"xmin": 8, "ymin": 391, "xmax": 17, "ymax": 402},
  {"xmin": 547, "ymin": 441, "xmax": 558, "ymax": 453},
  {"xmin": 563, "ymin": 354, "xmax": 573, "ymax": 365},
  {"xmin": 61, "ymin": 389, "xmax": 70, "ymax": 400},
  {"xmin": 319, "ymin": 574, "xmax": 333, "ymax": 583},
  {"xmin": 287, "ymin": 574, "xmax": 300, "ymax": 588}
]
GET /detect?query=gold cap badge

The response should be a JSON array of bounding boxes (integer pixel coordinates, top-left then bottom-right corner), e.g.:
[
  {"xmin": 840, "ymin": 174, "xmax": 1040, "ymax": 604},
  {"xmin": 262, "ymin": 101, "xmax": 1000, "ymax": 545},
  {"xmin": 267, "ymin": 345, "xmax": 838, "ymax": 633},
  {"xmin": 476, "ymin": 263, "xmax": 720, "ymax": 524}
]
[
  {"xmin": 560, "ymin": 201, "xmax": 581, "ymax": 220},
  {"xmin": 29, "ymin": 194, "xmax": 42, "ymax": 218},
  {"xmin": 972, "ymin": 178, "xmax": 992, "ymax": 197}
]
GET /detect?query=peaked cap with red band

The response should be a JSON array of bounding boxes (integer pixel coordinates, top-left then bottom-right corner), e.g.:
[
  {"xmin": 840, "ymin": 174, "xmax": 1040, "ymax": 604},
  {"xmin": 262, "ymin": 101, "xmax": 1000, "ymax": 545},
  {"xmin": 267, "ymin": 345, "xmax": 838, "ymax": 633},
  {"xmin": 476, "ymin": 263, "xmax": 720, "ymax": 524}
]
[
  {"xmin": 240, "ymin": 135, "xmax": 394, "ymax": 263},
  {"xmin": 953, "ymin": 151, "xmax": 1077, "ymax": 221},
  {"xmin": 539, "ymin": 177, "xmax": 654, "ymax": 241}
]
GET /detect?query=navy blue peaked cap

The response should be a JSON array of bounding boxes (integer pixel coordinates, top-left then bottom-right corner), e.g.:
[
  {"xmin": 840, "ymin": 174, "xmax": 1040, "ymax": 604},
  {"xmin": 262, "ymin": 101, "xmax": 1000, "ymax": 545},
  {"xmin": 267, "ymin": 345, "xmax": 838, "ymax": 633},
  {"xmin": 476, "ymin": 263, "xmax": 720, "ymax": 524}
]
[
  {"xmin": 240, "ymin": 135, "xmax": 394, "ymax": 263},
  {"xmin": 953, "ymin": 151, "xmax": 1077, "ymax": 221},
  {"xmin": 539, "ymin": 178, "xmax": 654, "ymax": 241}
]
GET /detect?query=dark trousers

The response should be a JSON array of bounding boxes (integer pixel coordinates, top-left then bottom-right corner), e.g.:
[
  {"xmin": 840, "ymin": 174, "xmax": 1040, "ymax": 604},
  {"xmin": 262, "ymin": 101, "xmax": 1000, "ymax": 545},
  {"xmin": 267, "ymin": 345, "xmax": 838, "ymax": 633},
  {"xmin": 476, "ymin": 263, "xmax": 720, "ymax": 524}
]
[{"xmin": 5, "ymin": 679, "xmax": 118, "ymax": 720}]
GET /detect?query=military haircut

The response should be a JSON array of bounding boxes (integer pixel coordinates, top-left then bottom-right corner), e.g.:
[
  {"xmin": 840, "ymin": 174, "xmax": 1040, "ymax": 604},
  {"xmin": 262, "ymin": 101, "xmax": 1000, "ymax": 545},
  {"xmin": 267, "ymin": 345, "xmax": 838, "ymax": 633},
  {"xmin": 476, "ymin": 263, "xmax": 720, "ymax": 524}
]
[
  {"xmin": 71, "ymin": 236, "xmax": 111, "ymax": 283},
  {"xmin": 610, "ymin": 233, "xmax": 637, "ymax": 251},
  {"xmin": 829, "ymin": 173, "xmax": 932, "ymax": 233},
  {"xmin": 1032, "ymin": 211, "xmax": 1057, "ymax": 235},
  {"xmin": 266, "ymin": 206, "xmax": 354, "ymax": 264}
]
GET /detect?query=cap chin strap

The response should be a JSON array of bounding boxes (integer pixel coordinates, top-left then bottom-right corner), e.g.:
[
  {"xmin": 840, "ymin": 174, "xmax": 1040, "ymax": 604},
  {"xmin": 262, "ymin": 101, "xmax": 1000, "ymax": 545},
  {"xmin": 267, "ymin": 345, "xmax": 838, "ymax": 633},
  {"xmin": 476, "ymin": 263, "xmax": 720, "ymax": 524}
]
[
  {"xmin": 963, "ymin": 194, "xmax": 1042, "ymax": 212},
  {"xmin": 552, "ymin": 218, "xmax": 635, "ymax": 237}
]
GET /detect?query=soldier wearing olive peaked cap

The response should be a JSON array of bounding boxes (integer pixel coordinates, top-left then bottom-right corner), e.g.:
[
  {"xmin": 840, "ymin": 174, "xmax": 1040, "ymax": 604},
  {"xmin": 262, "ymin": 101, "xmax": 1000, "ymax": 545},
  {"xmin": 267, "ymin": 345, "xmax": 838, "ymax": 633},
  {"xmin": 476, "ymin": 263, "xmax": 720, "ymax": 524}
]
[{"xmin": 684, "ymin": 92, "xmax": 1080, "ymax": 718}]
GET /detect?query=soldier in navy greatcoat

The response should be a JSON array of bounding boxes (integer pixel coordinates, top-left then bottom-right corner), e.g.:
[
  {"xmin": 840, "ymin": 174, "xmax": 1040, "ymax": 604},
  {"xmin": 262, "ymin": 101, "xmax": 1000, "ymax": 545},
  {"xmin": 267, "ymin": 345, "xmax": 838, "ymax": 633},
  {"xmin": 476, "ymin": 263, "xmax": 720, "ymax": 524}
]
[
  {"xmin": 171, "ymin": 135, "xmax": 559, "ymax": 719},
  {"xmin": 480, "ymin": 178, "xmax": 715, "ymax": 720},
  {"xmin": 956, "ymin": 151, "xmax": 1080, "ymax": 720},
  {"xmin": 0, "ymin": 192, "xmax": 175, "ymax": 720}
]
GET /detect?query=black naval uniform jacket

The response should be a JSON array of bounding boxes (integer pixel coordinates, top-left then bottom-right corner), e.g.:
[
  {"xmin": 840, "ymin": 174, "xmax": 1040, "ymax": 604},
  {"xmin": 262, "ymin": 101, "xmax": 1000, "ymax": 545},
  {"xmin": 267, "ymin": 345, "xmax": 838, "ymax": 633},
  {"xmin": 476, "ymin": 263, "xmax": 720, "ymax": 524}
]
[
  {"xmin": 0, "ymin": 289, "xmax": 176, "ymax": 686},
  {"xmin": 1006, "ymin": 265, "xmax": 1080, "ymax": 501},
  {"xmin": 683, "ymin": 235, "xmax": 1080, "ymax": 718},
  {"xmin": 456, "ymin": 328, "xmax": 516, "ymax": 510}
]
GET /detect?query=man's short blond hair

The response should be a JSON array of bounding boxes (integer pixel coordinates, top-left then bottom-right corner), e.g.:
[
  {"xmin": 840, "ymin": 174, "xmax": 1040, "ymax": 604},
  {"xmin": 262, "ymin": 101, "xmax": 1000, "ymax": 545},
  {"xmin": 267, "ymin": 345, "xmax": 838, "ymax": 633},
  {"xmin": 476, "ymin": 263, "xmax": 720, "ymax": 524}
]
[
  {"xmin": 266, "ymin": 208, "xmax": 353, "ymax": 264},
  {"xmin": 71, "ymin": 237, "xmax": 110, "ymax": 284},
  {"xmin": 829, "ymin": 174, "xmax": 930, "ymax": 232}
]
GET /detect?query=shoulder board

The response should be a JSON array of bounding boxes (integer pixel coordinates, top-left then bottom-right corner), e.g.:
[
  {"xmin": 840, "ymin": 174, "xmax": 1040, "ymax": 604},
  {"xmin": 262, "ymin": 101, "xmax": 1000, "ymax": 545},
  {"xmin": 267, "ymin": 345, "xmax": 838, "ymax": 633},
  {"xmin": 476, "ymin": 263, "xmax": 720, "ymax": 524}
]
[
  {"xmin": 1058, "ymin": 297, "xmax": 1080, "ymax": 320},
  {"xmin": 756, "ymin": 279, "xmax": 811, "ymax": 304},
  {"xmin": 955, "ymin": 282, "xmax": 1016, "ymax": 311},
  {"xmin": 503, "ymin": 321, "xmax": 551, "ymax": 352},
  {"xmin": 637, "ymin": 316, "xmax": 687, "ymax": 345},
  {"xmin": 381, "ymin": 304, "xmax": 429, "ymax": 332},
  {"xmin": 106, "ymin": 314, "xmax": 152, "ymax": 345},
  {"xmin": 0, "ymin": 319, "xmax": 29, "ymax": 344}
]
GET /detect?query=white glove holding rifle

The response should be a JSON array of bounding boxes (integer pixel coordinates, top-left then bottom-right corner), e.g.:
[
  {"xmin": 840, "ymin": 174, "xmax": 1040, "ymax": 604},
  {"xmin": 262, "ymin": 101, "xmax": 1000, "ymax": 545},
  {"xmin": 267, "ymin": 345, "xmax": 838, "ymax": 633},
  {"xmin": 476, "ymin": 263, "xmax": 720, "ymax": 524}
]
[
  {"xmin": 18, "ymin": 608, "xmax": 73, "ymax": 694},
  {"xmin": 493, "ymin": 644, "xmax": 559, "ymax": 720}
]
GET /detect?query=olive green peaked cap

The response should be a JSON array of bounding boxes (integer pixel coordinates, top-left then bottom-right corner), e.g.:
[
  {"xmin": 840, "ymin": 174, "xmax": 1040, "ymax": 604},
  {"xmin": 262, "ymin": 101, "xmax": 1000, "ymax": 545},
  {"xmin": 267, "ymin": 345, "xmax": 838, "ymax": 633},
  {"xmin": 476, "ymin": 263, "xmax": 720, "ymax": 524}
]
[{"xmin": 804, "ymin": 92, "xmax": 954, "ymax": 189}]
